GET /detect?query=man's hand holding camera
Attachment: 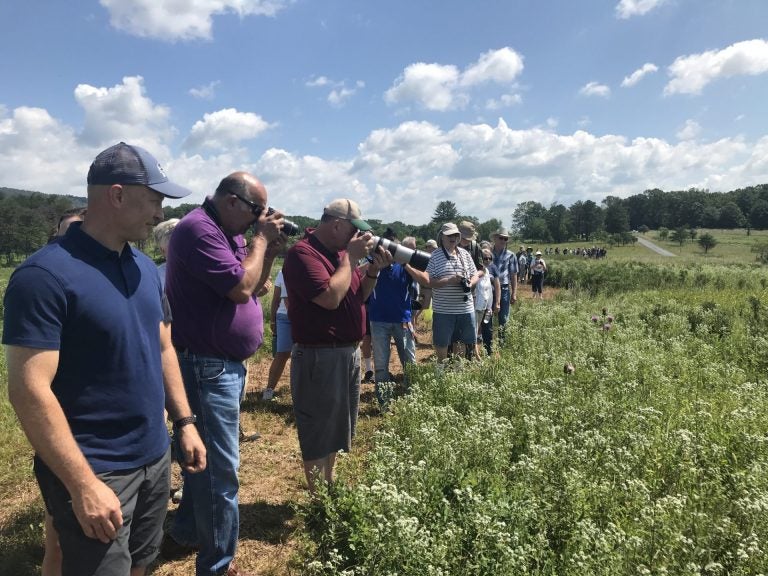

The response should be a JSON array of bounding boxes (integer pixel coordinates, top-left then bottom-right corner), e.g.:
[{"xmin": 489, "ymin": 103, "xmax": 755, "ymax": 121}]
[
  {"xmin": 366, "ymin": 245, "xmax": 394, "ymax": 277},
  {"xmin": 347, "ymin": 231, "xmax": 374, "ymax": 264},
  {"xmin": 254, "ymin": 208, "xmax": 287, "ymax": 259}
]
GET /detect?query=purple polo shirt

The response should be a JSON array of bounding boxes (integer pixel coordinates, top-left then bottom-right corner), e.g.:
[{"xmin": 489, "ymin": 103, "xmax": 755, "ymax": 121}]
[
  {"xmin": 283, "ymin": 231, "xmax": 366, "ymax": 345},
  {"xmin": 165, "ymin": 203, "xmax": 263, "ymax": 360}
]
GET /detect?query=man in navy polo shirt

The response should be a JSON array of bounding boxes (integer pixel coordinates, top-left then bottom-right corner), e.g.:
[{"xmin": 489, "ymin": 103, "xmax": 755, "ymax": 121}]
[
  {"xmin": 165, "ymin": 172, "xmax": 285, "ymax": 576},
  {"xmin": 3, "ymin": 142, "xmax": 206, "ymax": 576}
]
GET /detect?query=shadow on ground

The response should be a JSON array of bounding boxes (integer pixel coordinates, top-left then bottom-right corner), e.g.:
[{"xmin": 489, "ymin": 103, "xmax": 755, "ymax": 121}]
[{"xmin": 0, "ymin": 502, "xmax": 44, "ymax": 576}]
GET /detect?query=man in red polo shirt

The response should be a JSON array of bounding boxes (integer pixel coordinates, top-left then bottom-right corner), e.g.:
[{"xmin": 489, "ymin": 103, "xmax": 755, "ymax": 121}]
[{"xmin": 283, "ymin": 198, "xmax": 391, "ymax": 491}]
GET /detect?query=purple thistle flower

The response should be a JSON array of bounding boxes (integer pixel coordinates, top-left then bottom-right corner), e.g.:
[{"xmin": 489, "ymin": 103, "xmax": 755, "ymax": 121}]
[
  {"xmin": 606, "ymin": 315, "xmax": 614, "ymax": 323},
  {"xmin": 602, "ymin": 307, "xmax": 608, "ymax": 316},
  {"xmin": 603, "ymin": 323, "xmax": 611, "ymax": 331},
  {"xmin": 591, "ymin": 315, "xmax": 599, "ymax": 323}
]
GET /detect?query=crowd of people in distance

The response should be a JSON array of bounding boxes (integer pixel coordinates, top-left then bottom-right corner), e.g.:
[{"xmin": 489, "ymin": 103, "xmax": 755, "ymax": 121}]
[
  {"xmin": 3, "ymin": 141, "xmax": 599, "ymax": 575},
  {"xmin": 545, "ymin": 245, "xmax": 608, "ymax": 258}
]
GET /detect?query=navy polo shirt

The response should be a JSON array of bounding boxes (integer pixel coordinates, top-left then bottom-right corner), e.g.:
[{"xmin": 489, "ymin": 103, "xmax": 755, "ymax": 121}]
[{"xmin": 2, "ymin": 223, "xmax": 169, "ymax": 473}]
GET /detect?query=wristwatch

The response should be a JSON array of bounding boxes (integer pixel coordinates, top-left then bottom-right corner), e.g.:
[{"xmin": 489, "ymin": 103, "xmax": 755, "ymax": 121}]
[{"xmin": 173, "ymin": 414, "xmax": 197, "ymax": 429}]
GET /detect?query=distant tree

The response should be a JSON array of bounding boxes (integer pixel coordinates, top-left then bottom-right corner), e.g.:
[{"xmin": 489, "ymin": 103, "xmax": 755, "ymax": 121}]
[
  {"xmin": 545, "ymin": 203, "xmax": 572, "ymax": 243},
  {"xmin": 637, "ymin": 225, "xmax": 650, "ymax": 234},
  {"xmin": 719, "ymin": 202, "xmax": 746, "ymax": 228},
  {"xmin": 658, "ymin": 227, "xmax": 669, "ymax": 240},
  {"xmin": 512, "ymin": 201, "xmax": 547, "ymax": 237},
  {"xmin": 688, "ymin": 228, "xmax": 698, "ymax": 241},
  {"xmin": 603, "ymin": 196, "xmax": 630, "ymax": 235},
  {"xmin": 570, "ymin": 200, "xmax": 603, "ymax": 241},
  {"xmin": 670, "ymin": 227, "xmax": 688, "ymax": 246},
  {"xmin": 477, "ymin": 218, "xmax": 502, "ymax": 242},
  {"xmin": 431, "ymin": 201, "xmax": 460, "ymax": 224},
  {"xmin": 527, "ymin": 217, "xmax": 552, "ymax": 242},
  {"xmin": 750, "ymin": 200, "xmax": 768, "ymax": 230},
  {"xmin": 688, "ymin": 202, "xmax": 705, "ymax": 227},
  {"xmin": 702, "ymin": 206, "xmax": 720, "ymax": 228},
  {"xmin": 163, "ymin": 203, "xmax": 198, "ymax": 220},
  {"xmin": 698, "ymin": 233, "xmax": 718, "ymax": 254}
]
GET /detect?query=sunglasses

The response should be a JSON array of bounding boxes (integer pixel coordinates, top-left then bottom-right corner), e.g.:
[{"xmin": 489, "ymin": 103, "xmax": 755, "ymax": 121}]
[
  {"xmin": 231, "ymin": 193, "xmax": 265, "ymax": 217},
  {"xmin": 482, "ymin": 257, "xmax": 492, "ymax": 261}
]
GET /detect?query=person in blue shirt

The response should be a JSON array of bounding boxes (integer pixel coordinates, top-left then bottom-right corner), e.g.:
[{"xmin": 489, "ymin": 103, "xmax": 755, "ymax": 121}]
[
  {"xmin": 490, "ymin": 227, "xmax": 519, "ymax": 344},
  {"xmin": 3, "ymin": 143, "xmax": 206, "ymax": 576}
]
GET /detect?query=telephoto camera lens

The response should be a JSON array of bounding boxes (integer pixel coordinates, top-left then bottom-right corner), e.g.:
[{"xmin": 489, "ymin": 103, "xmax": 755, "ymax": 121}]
[{"xmin": 371, "ymin": 236, "xmax": 431, "ymax": 271}]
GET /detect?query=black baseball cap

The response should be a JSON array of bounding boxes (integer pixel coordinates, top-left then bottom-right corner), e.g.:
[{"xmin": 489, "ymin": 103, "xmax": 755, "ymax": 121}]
[{"xmin": 87, "ymin": 142, "xmax": 192, "ymax": 199}]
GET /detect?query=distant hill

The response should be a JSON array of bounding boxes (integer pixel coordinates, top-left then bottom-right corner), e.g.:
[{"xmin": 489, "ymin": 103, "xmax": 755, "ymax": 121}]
[{"xmin": 0, "ymin": 187, "xmax": 87, "ymax": 207}]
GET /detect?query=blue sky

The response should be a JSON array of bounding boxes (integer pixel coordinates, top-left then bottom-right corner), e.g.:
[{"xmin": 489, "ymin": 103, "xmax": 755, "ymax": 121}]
[{"xmin": 2, "ymin": 0, "xmax": 768, "ymax": 225}]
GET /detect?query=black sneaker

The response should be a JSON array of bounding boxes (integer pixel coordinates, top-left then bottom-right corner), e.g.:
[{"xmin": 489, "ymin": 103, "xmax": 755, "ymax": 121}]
[{"xmin": 363, "ymin": 370, "xmax": 374, "ymax": 383}]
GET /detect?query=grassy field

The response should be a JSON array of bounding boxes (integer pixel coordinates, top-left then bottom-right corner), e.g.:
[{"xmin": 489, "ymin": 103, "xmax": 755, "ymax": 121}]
[
  {"xmin": 304, "ymin": 270, "xmax": 768, "ymax": 575},
  {"xmin": 520, "ymin": 229, "xmax": 768, "ymax": 265},
  {"xmin": 1, "ymin": 240, "xmax": 767, "ymax": 574}
]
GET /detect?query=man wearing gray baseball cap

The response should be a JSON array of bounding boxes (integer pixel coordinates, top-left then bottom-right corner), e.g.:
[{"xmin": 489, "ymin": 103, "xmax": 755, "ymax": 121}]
[{"xmin": 4, "ymin": 142, "xmax": 205, "ymax": 576}]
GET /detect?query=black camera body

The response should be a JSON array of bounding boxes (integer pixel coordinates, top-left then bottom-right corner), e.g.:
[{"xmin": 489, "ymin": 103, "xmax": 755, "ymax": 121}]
[
  {"xmin": 266, "ymin": 207, "xmax": 300, "ymax": 236},
  {"xmin": 460, "ymin": 277, "xmax": 472, "ymax": 293}
]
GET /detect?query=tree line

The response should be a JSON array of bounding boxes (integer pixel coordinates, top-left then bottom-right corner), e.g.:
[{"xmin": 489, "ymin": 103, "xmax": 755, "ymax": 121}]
[{"xmin": 2, "ymin": 183, "xmax": 768, "ymax": 265}]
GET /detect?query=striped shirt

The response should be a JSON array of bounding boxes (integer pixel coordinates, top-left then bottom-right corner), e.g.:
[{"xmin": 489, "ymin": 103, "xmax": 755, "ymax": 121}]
[{"xmin": 426, "ymin": 247, "xmax": 477, "ymax": 314}]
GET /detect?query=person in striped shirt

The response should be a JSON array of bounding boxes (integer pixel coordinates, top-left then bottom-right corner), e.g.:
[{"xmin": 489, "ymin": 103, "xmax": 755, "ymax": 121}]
[{"xmin": 425, "ymin": 222, "xmax": 480, "ymax": 363}]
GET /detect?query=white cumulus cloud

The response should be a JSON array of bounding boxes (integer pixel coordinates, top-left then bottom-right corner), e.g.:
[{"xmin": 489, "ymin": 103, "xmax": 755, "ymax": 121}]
[
  {"xmin": 664, "ymin": 39, "xmax": 768, "ymax": 95},
  {"xmin": 385, "ymin": 47, "xmax": 523, "ymax": 111},
  {"xmin": 621, "ymin": 63, "xmax": 658, "ymax": 87},
  {"xmin": 328, "ymin": 81, "xmax": 365, "ymax": 108},
  {"xmin": 485, "ymin": 94, "xmax": 523, "ymax": 110},
  {"xmin": 384, "ymin": 63, "xmax": 461, "ymax": 111},
  {"xmin": 579, "ymin": 81, "xmax": 611, "ymax": 98},
  {"xmin": 615, "ymin": 0, "xmax": 668, "ymax": 19},
  {"xmin": 183, "ymin": 108, "xmax": 274, "ymax": 152},
  {"xmin": 676, "ymin": 119, "xmax": 702, "ymax": 141},
  {"xmin": 74, "ymin": 76, "xmax": 174, "ymax": 150},
  {"xmin": 189, "ymin": 80, "xmax": 221, "ymax": 100},
  {"xmin": 460, "ymin": 47, "xmax": 524, "ymax": 87},
  {"xmin": 99, "ymin": 0, "xmax": 290, "ymax": 41},
  {"xmin": 307, "ymin": 76, "xmax": 365, "ymax": 107}
]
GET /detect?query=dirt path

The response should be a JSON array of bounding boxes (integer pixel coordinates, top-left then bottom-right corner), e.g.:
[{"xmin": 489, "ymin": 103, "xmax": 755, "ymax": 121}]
[
  {"xmin": 151, "ymin": 320, "xmax": 437, "ymax": 575},
  {"xmin": 635, "ymin": 235, "xmax": 676, "ymax": 256}
]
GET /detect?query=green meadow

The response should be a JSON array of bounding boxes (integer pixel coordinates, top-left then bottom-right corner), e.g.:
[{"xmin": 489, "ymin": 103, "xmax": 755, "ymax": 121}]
[
  {"xmin": 301, "ymin": 254, "xmax": 768, "ymax": 575},
  {"xmin": 1, "ymin": 234, "xmax": 768, "ymax": 574}
]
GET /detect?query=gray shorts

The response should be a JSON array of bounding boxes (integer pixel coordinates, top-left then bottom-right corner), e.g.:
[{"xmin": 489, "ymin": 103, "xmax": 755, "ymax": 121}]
[
  {"xmin": 290, "ymin": 344, "xmax": 361, "ymax": 461},
  {"xmin": 34, "ymin": 448, "xmax": 171, "ymax": 576}
]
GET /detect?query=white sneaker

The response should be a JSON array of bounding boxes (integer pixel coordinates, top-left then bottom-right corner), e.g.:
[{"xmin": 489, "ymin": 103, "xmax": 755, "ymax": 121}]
[{"xmin": 262, "ymin": 389, "xmax": 274, "ymax": 401}]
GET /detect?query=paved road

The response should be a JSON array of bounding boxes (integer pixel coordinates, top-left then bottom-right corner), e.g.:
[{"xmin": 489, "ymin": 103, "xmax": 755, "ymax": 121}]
[{"xmin": 635, "ymin": 235, "xmax": 676, "ymax": 257}]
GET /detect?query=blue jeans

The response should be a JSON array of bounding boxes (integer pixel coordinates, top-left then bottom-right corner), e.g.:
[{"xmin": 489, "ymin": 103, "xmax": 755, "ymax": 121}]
[
  {"xmin": 171, "ymin": 352, "xmax": 245, "ymax": 576},
  {"xmin": 497, "ymin": 285, "xmax": 511, "ymax": 342},
  {"xmin": 370, "ymin": 321, "xmax": 415, "ymax": 406}
]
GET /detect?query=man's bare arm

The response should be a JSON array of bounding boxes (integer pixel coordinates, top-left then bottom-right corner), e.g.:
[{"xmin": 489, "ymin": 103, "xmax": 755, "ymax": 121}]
[
  {"xmin": 6, "ymin": 345, "xmax": 123, "ymax": 543},
  {"xmin": 159, "ymin": 323, "xmax": 207, "ymax": 474}
]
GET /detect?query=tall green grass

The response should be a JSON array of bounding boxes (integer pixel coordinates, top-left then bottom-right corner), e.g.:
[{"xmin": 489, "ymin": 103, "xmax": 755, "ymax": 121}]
[{"xmin": 302, "ymin": 272, "xmax": 768, "ymax": 575}]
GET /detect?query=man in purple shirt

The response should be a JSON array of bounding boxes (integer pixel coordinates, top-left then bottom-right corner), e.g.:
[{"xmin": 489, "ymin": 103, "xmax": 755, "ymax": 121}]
[
  {"xmin": 283, "ymin": 198, "xmax": 390, "ymax": 491},
  {"xmin": 164, "ymin": 172, "xmax": 284, "ymax": 576}
]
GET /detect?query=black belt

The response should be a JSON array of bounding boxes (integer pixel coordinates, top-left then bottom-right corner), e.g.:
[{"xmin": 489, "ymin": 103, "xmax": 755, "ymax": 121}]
[{"xmin": 295, "ymin": 341, "xmax": 360, "ymax": 349}]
